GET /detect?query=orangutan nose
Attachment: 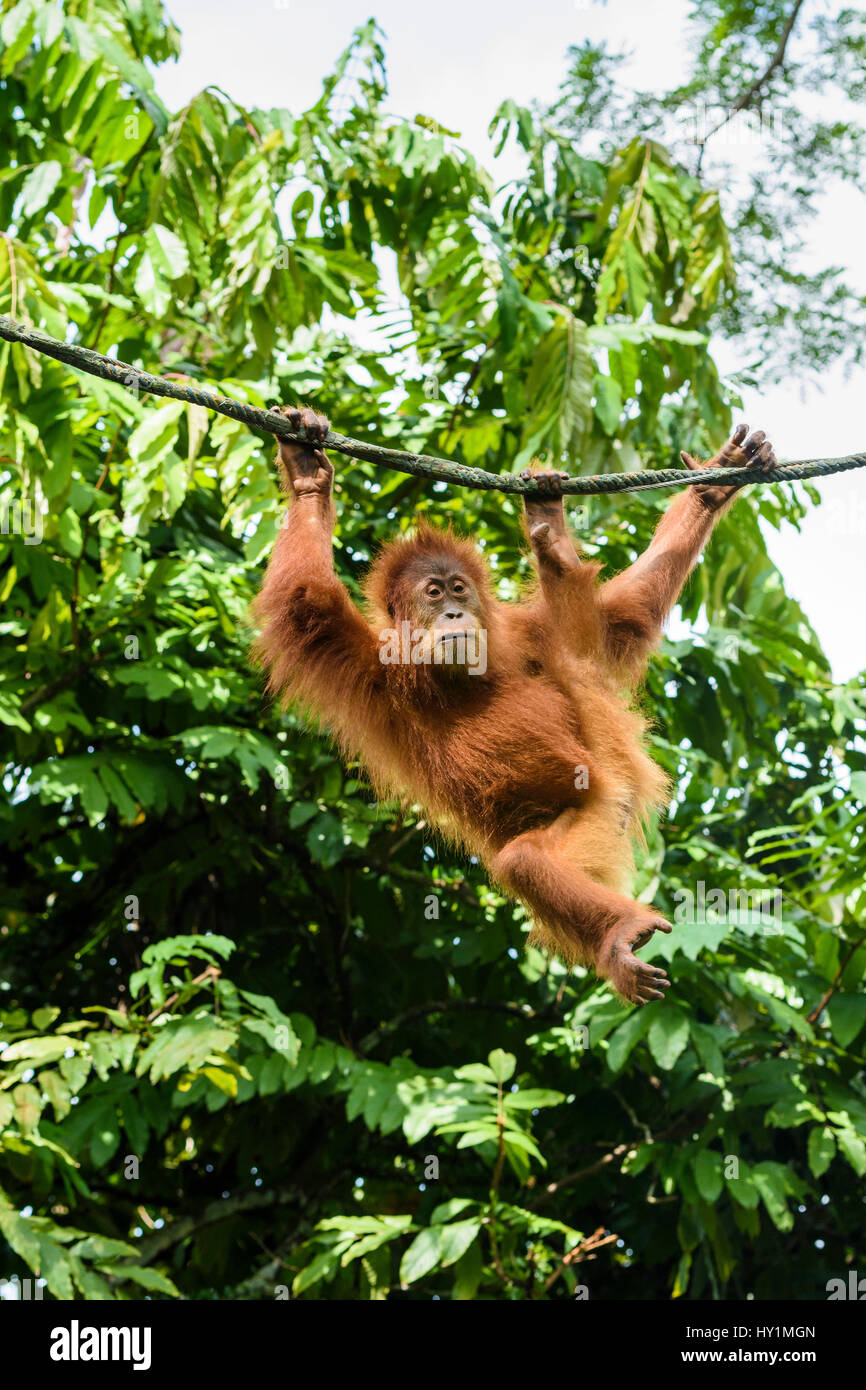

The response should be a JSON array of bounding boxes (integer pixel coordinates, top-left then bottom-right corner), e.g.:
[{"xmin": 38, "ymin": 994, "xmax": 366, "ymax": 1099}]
[{"xmin": 444, "ymin": 609, "xmax": 464, "ymax": 621}]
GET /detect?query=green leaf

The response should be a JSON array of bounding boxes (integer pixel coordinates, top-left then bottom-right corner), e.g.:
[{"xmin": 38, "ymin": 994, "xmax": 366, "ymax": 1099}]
[
  {"xmin": 827, "ymin": 995, "xmax": 866, "ymax": 1049},
  {"xmin": 12, "ymin": 1083, "xmax": 42, "ymax": 1132},
  {"xmin": 0, "ymin": 1202, "xmax": 40, "ymax": 1268},
  {"xmin": 429, "ymin": 1198, "xmax": 475, "ymax": 1224},
  {"xmin": 110, "ymin": 1265, "xmax": 180, "ymax": 1296},
  {"xmin": 32, "ymin": 1006, "xmax": 61, "ymax": 1030},
  {"xmin": 72, "ymin": 1235, "xmax": 138, "ymax": 1261},
  {"xmin": 89, "ymin": 1101, "xmax": 121, "ymax": 1165},
  {"xmin": 292, "ymin": 1246, "xmax": 344, "ymax": 1296},
  {"xmin": 836, "ymin": 1129, "xmax": 866, "ymax": 1177},
  {"xmin": 439, "ymin": 1219, "xmax": 481, "ymax": 1267},
  {"xmin": 135, "ymin": 1018, "xmax": 236, "ymax": 1083},
  {"xmin": 58, "ymin": 510, "xmax": 83, "ymax": 557},
  {"xmin": 690, "ymin": 1023, "xmax": 725, "ymax": 1080},
  {"xmin": 42, "ymin": 1071, "xmax": 72, "ymax": 1120},
  {"xmin": 135, "ymin": 224, "xmax": 190, "ymax": 315},
  {"xmin": 453, "ymin": 1063, "xmax": 497, "ymax": 1086},
  {"xmin": 605, "ymin": 1009, "xmax": 652, "ymax": 1072},
  {"xmin": 593, "ymin": 373, "xmax": 623, "ymax": 434},
  {"xmin": 487, "ymin": 1049, "xmax": 516, "ymax": 1083},
  {"xmin": 503, "ymin": 1088, "xmax": 566, "ymax": 1109},
  {"xmin": 693, "ymin": 1149, "xmax": 723, "ymax": 1203},
  {"xmin": 751, "ymin": 1164, "xmax": 794, "ymax": 1232},
  {"xmin": 807, "ymin": 1126, "xmax": 836, "ymax": 1178},
  {"xmin": 400, "ymin": 1227, "xmax": 442, "ymax": 1285},
  {"xmin": 2, "ymin": 1035, "xmax": 82, "ymax": 1064},
  {"xmin": 455, "ymin": 1126, "xmax": 501, "ymax": 1149},
  {"xmin": 19, "ymin": 160, "xmax": 63, "ymax": 219},
  {"xmin": 452, "ymin": 1235, "xmax": 483, "ymax": 1300},
  {"xmin": 648, "ymin": 1013, "xmax": 690, "ymax": 1071}
]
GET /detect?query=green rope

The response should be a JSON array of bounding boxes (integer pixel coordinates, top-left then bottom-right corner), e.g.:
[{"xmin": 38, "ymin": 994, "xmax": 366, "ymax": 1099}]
[{"xmin": 2, "ymin": 314, "xmax": 865, "ymax": 496}]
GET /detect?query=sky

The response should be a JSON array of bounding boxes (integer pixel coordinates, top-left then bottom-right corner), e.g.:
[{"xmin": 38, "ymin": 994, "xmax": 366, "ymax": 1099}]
[{"xmin": 155, "ymin": 0, "xmax": 866, "ymax": 680}]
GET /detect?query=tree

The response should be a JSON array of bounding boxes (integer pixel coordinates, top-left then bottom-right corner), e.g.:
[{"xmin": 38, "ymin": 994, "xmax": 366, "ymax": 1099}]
[
  {"xmin": 0, "ymin": 0, "xmax": 864, "ymax": 1300},
  {"xmin": 549, "ymin": 0, "xmax": 866, "ymax": 380}
]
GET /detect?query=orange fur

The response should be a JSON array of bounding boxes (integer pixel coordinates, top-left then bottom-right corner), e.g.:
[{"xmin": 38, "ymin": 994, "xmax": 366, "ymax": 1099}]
[{"xmin": 252, "ymin": 421, "xmax": 761, "ymax": 1003}]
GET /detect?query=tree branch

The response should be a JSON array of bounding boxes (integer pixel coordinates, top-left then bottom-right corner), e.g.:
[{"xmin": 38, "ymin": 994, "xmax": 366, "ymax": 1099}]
[
  {"xmin": 806, "ymin": 936, "xmax": 866, "ymax": 1026},
  {"xmin": 542, "ymin": 1225, "xmax": 620, "ymax": 1295},
  {"xmin": 699, "ymin": 0, "xmax": 806, "ymax": 151}
]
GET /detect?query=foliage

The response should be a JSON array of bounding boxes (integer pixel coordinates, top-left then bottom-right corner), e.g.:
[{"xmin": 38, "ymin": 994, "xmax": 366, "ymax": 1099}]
[
  {"xmin": 0, "ymin": 0, "xmax": 865, "ymax": 1300},
  {"xmin": 548, "ymin": 0, "xmax": 866, "ymax": 380}
]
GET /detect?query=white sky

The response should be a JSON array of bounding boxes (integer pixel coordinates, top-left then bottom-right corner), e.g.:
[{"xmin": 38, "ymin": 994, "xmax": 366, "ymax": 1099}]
[{"xmin": 157, "ymin": 0, "xmax": 866, "ymax": 679}]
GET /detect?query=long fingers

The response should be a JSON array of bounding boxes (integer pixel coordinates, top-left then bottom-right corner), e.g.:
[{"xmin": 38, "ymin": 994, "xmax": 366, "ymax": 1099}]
[
  {"xmin": 741, "ymin": 428, "xmax": 766, "ymax": 457},
  {"xmin": 735, "ymin": 427, "xmax": 777, "ymax": 472},
  {"xmin": 520, "ymin": 468, "xmax": 570, "ymax": 493},
  {"xmin": 269, "ymin": 404, "xmax": 330, "ymax": 445},
  {"xmin": 757, "ymin": 440, "xmax": 777, "ymax": 471},
  {"xmin": 300, "ymin": 406, "xmax": 329, "ymax": 445}
]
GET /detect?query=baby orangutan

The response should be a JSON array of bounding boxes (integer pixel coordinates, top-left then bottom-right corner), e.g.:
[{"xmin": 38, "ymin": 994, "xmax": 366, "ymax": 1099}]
[{"xmin": 253, "ymin": 407, "xmax": 777, "ymax": 1003}]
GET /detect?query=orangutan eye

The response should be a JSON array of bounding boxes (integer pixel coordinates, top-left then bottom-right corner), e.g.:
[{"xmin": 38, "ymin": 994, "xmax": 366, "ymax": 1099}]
[
  {"xmin": 426, "ymin": 582, "xmax": 443, "ymax": 599},
  {"xmin": 452, "ymin": 580, "xmax": 466, "ymax": 595}
]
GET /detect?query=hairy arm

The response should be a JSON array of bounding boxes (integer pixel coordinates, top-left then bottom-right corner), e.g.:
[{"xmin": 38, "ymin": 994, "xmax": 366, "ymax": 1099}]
[
  {"xmin": 521, "ymin": 467, "xmax": 604, "ymax": 652},
  {"xmin": 598, "ymin": 425, "xmax": 777, "ymax": 673},
  {"xmin": 252, "ymin": 406, "xmax": 379, "ymax": 708}
]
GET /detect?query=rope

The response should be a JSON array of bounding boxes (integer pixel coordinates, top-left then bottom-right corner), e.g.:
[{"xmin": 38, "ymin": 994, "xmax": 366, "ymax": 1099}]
[{"xmin": 2, "ymin": 314, "xmax": 865, "ymax": 496}]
